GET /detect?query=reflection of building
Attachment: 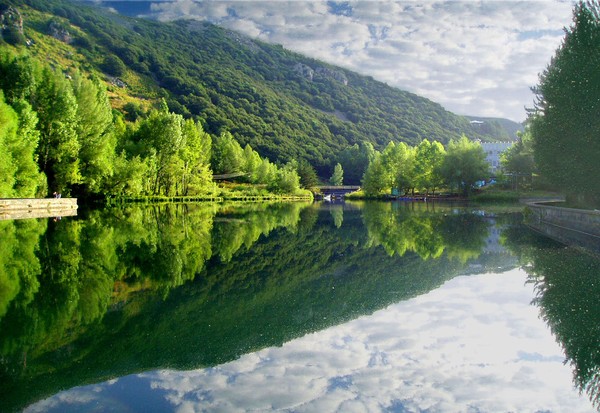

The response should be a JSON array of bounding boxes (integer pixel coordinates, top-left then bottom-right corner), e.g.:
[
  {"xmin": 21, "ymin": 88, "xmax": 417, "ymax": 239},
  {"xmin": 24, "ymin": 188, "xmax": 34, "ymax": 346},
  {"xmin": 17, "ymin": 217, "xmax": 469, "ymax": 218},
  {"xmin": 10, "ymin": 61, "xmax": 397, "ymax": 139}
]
[{"xmin": 481, "ymin": 142, "xmax": 513, "ymax": 175}]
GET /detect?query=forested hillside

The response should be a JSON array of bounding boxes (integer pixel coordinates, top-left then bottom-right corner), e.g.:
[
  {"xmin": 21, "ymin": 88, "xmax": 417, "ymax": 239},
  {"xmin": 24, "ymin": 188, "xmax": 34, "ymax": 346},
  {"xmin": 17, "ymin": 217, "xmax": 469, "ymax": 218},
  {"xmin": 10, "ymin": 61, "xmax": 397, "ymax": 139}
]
[{"xmin": 2, "ymin": 0, "xmax": 519, "ymax": 176}]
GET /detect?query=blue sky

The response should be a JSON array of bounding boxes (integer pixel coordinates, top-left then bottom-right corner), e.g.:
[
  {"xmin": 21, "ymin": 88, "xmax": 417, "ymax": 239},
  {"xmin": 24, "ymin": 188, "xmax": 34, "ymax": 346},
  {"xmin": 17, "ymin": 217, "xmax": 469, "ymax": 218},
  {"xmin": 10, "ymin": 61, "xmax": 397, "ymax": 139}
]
[{"xmin": 104, "ymin": 1, "xmax": 575, "ymax": 122}]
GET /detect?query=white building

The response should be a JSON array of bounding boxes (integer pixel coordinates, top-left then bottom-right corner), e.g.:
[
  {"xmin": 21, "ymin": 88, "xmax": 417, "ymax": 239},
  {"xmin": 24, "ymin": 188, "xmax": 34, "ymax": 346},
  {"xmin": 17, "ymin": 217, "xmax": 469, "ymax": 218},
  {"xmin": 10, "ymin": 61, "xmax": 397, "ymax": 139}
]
[{"xmin": 481, "ymin": 142, "xmax": 513, "ymax": 175}]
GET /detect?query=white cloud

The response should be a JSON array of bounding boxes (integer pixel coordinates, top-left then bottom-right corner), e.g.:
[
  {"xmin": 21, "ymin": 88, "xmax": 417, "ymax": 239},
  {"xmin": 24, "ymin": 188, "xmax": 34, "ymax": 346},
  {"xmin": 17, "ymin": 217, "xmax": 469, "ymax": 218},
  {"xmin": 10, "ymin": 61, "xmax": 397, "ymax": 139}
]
[
  {"xmin": 144, "ymin": 0, "xmax": 573, "ymax": 122},
  {"xmin": 27, "ymin": 269, "xmax": 595, "ymax": 413}
]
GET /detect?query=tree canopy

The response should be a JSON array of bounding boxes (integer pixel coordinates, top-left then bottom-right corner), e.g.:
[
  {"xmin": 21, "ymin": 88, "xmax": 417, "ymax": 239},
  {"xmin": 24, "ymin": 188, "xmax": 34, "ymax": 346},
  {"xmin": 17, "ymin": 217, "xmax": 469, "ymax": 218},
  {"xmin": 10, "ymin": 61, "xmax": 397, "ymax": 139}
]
[{"xmin": 529, "ymin": 1, "xmax": 600, "ymax": 205}]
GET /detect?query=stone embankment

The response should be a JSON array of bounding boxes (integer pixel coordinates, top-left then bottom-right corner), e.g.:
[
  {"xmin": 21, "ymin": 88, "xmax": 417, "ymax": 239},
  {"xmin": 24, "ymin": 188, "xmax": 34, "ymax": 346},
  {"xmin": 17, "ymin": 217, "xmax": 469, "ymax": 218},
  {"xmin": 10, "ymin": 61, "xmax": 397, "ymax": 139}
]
[
  {"xmin": 0, "ymin": 198, "xmax": 78, "ymax": 221},
  {"xmin": 525, "ymin": 201, "xmax": 600, "ymax": 255}
]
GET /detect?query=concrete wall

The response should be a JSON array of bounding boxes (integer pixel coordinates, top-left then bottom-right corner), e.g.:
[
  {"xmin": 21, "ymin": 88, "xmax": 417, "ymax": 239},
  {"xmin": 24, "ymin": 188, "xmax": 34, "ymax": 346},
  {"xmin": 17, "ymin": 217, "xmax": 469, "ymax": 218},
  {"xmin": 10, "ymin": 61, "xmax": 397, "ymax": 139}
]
[
  {"xmin": 525, "ymin": 202, "xmax": 600, "ymax": 255},
  {"xmin": 0, "ymin": 198, "xmax": 78, "ymax": 221}
]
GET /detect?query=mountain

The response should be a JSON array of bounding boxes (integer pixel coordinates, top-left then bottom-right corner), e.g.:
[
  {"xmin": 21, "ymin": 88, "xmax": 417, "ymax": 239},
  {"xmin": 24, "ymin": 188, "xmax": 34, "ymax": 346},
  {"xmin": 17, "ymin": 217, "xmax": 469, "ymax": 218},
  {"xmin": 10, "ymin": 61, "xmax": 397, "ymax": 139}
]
[
  {"xmin": 465, "ymin": 116, "xmax": 523, "ymax": 141},
  {"xmin": 3, "ymin": 0, "xmax": 519, "ymax": 176}
]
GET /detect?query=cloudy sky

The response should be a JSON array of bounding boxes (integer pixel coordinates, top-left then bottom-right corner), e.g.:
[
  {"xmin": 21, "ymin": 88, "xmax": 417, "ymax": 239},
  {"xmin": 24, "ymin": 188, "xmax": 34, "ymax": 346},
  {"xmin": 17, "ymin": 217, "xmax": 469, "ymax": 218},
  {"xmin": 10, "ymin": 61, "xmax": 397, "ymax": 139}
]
[
  {"xmin": 27, "ymin": 269, "xmax": 595, "ymax": 412},
  {"xmin": 123, "ymin": 0, "xmax": 577, "ymax": 122}
]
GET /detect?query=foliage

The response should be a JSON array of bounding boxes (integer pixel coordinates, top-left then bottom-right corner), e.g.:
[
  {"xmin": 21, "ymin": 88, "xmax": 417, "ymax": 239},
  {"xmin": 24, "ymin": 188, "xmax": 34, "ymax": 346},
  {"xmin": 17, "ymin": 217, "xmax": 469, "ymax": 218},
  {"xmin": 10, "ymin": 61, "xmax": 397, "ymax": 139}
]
[
  {"xmin": 2, "ymin": 0, "xmax": 519, "ymax": 186},
  {"xmin": 500, "ymin": 129, "xmax": 536, "ymax": 190},
  {"xmin": 329, "ymin": 162, "xmax": 343, "ymax": 186},
  {"xmin": 439, "ymin": 136, "xmax": 489, "ymax": 196},
  {"xmin": 0, "ymin": 202, "xmax": 517, "ymax": 411},
  {"xmin": 503, "ymin": 227, "xmax": 600, "ymax": 409},
  {"xmin": 529, "ymin": 1, "xmax": 600, "ymax": 205}
]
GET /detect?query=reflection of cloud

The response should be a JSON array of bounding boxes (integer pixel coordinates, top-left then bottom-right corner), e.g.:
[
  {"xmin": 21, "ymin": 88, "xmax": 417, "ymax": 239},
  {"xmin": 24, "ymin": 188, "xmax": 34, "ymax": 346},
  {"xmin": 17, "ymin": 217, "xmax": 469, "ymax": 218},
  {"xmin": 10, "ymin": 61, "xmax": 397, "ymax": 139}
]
[
  {"xmin": 27, "ymin": 269, "xmax": 595, "ymax": 412},
  {"xmin": 141, "ymin": 1, "xmax": 572, "ymax": 121}
]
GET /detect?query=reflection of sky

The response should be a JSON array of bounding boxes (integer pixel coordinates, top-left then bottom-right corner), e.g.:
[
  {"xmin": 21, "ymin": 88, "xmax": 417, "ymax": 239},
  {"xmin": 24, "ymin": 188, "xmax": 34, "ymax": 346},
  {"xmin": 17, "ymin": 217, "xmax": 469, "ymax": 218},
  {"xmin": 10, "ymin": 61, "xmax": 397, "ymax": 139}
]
[{"xmin": 26, "ymin": 269, "xmax": 595, "ymax": 413}]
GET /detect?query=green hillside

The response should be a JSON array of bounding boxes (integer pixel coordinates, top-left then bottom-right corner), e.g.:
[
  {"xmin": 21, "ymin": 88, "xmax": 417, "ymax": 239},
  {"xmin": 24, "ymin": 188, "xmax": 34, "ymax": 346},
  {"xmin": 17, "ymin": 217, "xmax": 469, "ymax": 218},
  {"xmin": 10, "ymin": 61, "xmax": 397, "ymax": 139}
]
[{"xmin": 2, "ymin": 0, "xmax": 519, "ymax": 179}]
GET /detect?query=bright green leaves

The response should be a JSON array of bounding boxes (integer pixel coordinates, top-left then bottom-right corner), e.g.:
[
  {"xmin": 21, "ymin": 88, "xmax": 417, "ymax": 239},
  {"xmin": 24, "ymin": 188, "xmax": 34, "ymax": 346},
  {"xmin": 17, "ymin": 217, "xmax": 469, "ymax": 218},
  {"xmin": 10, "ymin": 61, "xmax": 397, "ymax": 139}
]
[{"xmin": 440, "ymin": 136, "xmax": 489, "ymax": 196}]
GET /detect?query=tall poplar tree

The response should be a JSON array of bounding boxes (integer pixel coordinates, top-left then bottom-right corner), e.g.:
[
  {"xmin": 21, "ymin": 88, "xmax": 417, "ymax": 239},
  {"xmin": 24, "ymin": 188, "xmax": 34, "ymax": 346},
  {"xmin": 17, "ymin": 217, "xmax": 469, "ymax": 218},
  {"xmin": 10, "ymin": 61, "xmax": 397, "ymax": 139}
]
[
  {"xmin": 34, "ymin": 68, "xmax": 81, "ymax": 195},
  {"xmin": 73, "ymin": 73, "xmax": 115, "ymax": 194},
  {"xmin": 530, "ymin": 1, "xmax": 600, "ymax": 204}
]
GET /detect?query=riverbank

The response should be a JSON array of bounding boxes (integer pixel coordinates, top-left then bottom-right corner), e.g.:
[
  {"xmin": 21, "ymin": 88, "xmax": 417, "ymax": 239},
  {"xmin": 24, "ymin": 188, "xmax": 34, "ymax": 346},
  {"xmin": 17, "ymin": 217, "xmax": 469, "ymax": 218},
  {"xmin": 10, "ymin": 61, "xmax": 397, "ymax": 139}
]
[
  {"xmin": 0, "ymin": 198, "xmax": 78, "ymax": 221},
  {"xmin": 525, "ymin": 201, "xmax": 600, "ymax": 255}
]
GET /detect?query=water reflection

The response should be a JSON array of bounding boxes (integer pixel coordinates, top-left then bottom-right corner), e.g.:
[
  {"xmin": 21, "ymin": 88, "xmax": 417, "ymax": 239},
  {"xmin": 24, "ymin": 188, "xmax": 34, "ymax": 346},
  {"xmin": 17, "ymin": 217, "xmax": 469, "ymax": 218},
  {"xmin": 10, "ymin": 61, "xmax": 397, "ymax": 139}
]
[
  {"xmin": 0, "ymin": 201, "xmax": 597, "ymax": 412},
  {"xmin": 504, "ymin": 227, "xmax": 600, "ymax": 410},
  {"xmin": 25, "ymin": 271, "xmax": 593, "ymax": 413}
]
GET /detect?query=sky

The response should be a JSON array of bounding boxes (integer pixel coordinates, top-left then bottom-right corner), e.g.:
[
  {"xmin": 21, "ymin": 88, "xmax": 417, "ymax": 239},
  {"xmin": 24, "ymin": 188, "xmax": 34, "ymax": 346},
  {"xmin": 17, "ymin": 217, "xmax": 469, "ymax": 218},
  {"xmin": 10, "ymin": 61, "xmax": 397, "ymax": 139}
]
[
  {"xmin": 112, "ymin": 0, "xmax": 578, "ymax": 123},
  {"xmin": 26, "ymin": 269, "xmax": 595, "ymax": 412}
]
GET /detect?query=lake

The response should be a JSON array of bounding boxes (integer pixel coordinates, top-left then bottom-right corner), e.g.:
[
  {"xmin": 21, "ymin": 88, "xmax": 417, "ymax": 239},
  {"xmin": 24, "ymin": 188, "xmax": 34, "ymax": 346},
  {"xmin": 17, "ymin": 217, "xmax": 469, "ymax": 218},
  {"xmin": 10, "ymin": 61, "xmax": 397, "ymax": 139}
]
[{"xmin": 0, "ymin": 201, "xmax": 598, "ymax": 412}]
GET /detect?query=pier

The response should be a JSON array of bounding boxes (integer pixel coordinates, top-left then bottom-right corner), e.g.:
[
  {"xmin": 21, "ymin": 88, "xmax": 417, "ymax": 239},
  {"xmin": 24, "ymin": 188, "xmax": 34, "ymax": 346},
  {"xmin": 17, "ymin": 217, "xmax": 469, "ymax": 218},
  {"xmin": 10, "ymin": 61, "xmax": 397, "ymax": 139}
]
[{"xmin": 0, "ymin": 198, "xmax": 78, "ymax": 221}]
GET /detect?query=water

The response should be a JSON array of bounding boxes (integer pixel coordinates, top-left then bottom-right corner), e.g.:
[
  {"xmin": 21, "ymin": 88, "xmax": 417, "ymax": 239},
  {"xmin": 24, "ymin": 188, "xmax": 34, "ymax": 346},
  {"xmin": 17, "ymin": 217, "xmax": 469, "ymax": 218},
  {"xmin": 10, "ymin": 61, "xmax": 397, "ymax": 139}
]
[{"xmin": 0, "ymin": 201, "xmax": 598, "ymax": 412}]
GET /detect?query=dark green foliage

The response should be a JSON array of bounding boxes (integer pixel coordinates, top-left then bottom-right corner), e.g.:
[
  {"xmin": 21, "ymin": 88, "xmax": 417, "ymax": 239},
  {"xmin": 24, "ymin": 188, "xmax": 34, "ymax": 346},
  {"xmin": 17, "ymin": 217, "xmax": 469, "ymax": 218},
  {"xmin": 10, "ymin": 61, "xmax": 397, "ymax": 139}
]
[
  {"xmin": 503, "ymin": 226, "xmax": 600, "ymax": 409},
  {"xmin": 100, "ymin": 55, "xmax": 126, "ymax": 77},
  {"xmin": 297, "ymin": 159, "xmax": 320, "ymax": 188},
  {"xmin": 530, "ymin": 1, "xmax": 600, "ymax": 205},
  {"xmin": 0, "ymin": 203, "xmax": 518, "ymax": 411},
  {"xmin": 13, "ymin": 0, "xmax": 516, "ymax": 178}
]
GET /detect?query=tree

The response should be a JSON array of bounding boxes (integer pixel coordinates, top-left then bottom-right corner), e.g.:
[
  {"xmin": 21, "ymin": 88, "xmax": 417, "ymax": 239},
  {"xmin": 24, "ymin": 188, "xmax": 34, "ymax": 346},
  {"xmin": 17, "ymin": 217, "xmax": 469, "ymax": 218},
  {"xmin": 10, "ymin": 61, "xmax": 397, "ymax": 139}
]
[
  {"xmin": 0, "ymin": 93, "xmax": 18, "ymax": 196},
  {"xmin": 34, "ymin": 67, "xmax": 81, "ymax": 195},
  {"xmin": 179, "ymin": 119, "xmax": 213, "ymax": 195},
  {"xmin": 529, "ymin": 1, "xmax": 600, "ymax": 205},
  {"xmin": 271, "ymin": 162, "xmax": 301, "ymax": 194},
  {"xmin": 72, "ymin": 73, "xmax": 115, "ymax": 194},
  {"xmin": 11, "ymin": 100, "xmax": 45, "ymax": 197},
  {"xmin": 381, "ymin": 141, "xmax": 415, "ymax": 195},
  {"xmin": 133, "ymin": 109, "xmax": 186, "ymax": 195},
  {"xmin": 297, "ymin": 159, "xmax": 319, "ymax": 189},
  {"xmin": 362, "ymin": 153, "xmax": 388, "ymax": 196},
  {"xmin": 241, "ymin": 144, "xmax": 262, "ymax": 183},
  {"xmin": 330, "ymin": 163, "xmax": 344, "ymax": 186},
  {"xmin": 101, "ymin": 55, "xmax": 126, "ymax": 77},
  {"xmin": 414, "ymin": 139, "xmax": 446, "ymax": 195},
  {"xmin": 501, "ymin": 130, "xmax": 535, "ymax": 190},
  {"xmin": 211, "ymin": 131, "xmax": 244, "ymax": 175},
  {"xmin": 440, "ymin": 136, "xmax": 489, "ymax": 196},
  {"xmin": 337, "ymin": 142, "xmax": 374, "ymax": 185}
]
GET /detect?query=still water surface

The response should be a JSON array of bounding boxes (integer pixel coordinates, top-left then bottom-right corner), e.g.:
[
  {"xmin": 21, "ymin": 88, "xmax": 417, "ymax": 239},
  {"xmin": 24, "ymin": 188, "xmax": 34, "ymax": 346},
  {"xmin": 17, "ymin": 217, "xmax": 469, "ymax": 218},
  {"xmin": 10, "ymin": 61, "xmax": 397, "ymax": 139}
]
[{"xmin": 0, "ymin": 201, "xmax": 598, "ymax": 412}]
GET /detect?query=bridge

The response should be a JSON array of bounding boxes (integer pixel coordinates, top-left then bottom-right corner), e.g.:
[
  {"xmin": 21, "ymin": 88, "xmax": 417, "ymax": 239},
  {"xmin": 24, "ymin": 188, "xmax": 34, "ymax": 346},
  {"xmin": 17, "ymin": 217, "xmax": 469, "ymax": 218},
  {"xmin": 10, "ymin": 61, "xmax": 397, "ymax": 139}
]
[{"xmin": 315, "ymin": 186, "xmax": 361, "ymax": 199}]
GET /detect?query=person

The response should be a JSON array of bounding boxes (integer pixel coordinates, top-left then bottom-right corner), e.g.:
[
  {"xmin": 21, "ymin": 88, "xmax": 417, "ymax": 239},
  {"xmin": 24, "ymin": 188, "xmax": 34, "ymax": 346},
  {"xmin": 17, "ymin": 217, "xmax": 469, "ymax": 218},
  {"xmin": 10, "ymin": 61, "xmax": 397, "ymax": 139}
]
[{"xmin": 53, "ymin": 192, "xmax": 61, "ymax": 198}]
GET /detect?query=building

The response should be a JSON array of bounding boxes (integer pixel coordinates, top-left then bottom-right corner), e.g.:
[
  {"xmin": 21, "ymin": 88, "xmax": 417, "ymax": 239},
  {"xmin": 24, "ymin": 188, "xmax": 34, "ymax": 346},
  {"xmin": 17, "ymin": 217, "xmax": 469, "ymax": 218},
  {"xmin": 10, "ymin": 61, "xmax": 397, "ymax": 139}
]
[{"xmin": 481, "ymin": 142, "xmax": 514, "ymax": 176}]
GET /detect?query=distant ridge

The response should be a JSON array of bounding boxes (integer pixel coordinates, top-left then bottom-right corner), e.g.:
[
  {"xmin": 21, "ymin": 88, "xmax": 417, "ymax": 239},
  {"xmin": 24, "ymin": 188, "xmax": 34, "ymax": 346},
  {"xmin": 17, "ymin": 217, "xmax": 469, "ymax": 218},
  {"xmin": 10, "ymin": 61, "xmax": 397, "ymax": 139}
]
[{"xmin": 10, "ymin": 0, "xmax": 522, "ymax": 177}]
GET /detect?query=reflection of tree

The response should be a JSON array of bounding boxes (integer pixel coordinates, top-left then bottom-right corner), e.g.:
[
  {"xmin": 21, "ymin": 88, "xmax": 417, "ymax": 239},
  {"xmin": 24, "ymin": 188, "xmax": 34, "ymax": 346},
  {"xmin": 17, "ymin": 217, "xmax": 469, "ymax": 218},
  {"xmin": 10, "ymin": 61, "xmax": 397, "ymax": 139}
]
[
  {"xmin": 0, "ymin": 202, "xmax": 309, "ymax": 370},
  {"xmin": 329, "ymin": 206, "xmax": 343, "ymax": 228},
  {"xmin": 504, "ymin": 230, "xmax": 600, "ymax": 409},
  {"xmin": 0, "ymin": 219, "xmax": 45, "ymax": 319},
  {"xmin": 0, "ymin": 203, "xmax": 514, "ymax": 412},
  {"xmin": 211, "ymin": 202, "xmax": 306, "ymax": 262},
  {"xmin": 362, "ymin": 202, "xmax": 488, "ymax": 262}
]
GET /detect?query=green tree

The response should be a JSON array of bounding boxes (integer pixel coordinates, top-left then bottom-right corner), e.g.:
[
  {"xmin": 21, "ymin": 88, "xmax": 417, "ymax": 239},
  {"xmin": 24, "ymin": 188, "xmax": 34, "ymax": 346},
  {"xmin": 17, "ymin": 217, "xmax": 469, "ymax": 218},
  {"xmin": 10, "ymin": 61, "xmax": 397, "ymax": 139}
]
[
  {"xmin": 297, "ymin": 159, "xmax": 319, "ymax": 189},
  {"xmin": 101, "ymin": 55, "xmax": 126, "ymax": 77},
  {"xmin": 72, "ymin": 73, "xmax": 115, "ymax": 194},
  {"xmin": 241, "ymin": 144, "xmax": 262, "ymax": 183},
  {"xmin": 330, "ymin": 162, "xmax": 344, "ymax": 186},
  {"xmin": 34, "ymin": 67, "xmax": 81, "ymax": 194},
  {"xmin": 529, "ymin": 1, "xmax": 600, "ymax": 205},
  {"xmin": 271, "ymin": 162, "xmax": 301, "ymax": 194},
  {"xmin": 337, "ymin": 142, "xmax": 374, "ymax": 185},
  {"xmin": 11, "ymin": 100, "xmax": 45, "ymax": 197},
  {"xmin": 211, "ymin": 131, "xmax": 244, "ymax": 175},
  {"xmin": 179, "ymin": 119, "xmax": 213, "ymax": 195},
  {"xmin": 133, "ymin": 109, "xmax": 186, "ymax": 195},
  {"xmin": 381, "ymin": 141, "xmax": 415, "ymax": 195},
  {"xmin": 501, "ymin": 130, "xmax": 535, "ymax": 190},
  {"xmin": 414, "ymin": 139, "xmax": 446, "ymax": 195},
  {"xmin": 440, "ymin": 136, "xmax": 489, "ymax": 196},
  {"xmin": 0, "ymin": 93, "xmax": 18, "ymax": 196},
  {"xmin": 0, "ymin": 52, "xmax": 38, "ymax": 103},
  {"xmin": 362, "ymin": 153, "xmax": 388, "ymax": 196}
]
